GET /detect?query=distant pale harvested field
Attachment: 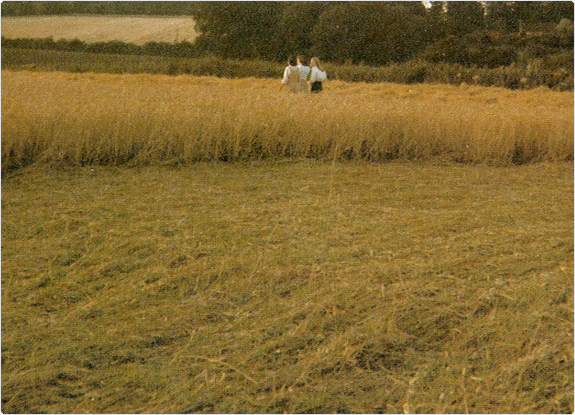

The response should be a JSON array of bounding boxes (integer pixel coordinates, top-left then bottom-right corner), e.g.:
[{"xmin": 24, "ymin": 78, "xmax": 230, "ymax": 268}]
[{"xmin": 1, "ymin": 15, "xmax": 198, "ymax": 44}]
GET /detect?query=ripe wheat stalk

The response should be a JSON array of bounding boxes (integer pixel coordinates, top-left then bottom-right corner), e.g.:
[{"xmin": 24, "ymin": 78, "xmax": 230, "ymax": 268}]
[{"xmin": 2, "ymin": 70, "xmax": 573, "ymax": 172}]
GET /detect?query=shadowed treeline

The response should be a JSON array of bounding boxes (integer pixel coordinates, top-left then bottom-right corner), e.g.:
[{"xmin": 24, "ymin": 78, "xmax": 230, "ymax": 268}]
[{"xmin": 2, "ymin": 2, "xmax": 573, "ymax": 65}]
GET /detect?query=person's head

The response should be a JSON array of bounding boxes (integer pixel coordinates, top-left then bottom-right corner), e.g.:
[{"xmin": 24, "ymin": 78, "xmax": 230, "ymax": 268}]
[
  {"xmin": 288, "ymin": 56, "xmax": 298, "ymax": 66},
  {"xmin": 310, "ymin": 57, "xmax": 322, "ymax": 70},
  {"xmin": 297, "ymin": 55, "xmax": 308, "ymax": 66}
]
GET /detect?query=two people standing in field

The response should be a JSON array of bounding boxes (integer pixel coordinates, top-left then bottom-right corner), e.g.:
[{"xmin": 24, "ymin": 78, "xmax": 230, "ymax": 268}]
[{"xmin": 280, "ymin": 56, "xmax": 326, "ymax": 93}]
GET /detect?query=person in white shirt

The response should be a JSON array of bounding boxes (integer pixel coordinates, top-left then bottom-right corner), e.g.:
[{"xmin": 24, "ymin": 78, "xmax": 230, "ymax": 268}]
[
  {"xmin": 297, "ymin": 56, "xmax": 311, "ymax": 92},
  {"xmin": 279, "ymin": 56, "xmax": 300, "ymax": 93},
  {"xmin": 308, "ymin": 57, "xmax": 327, "ymax": 93}
]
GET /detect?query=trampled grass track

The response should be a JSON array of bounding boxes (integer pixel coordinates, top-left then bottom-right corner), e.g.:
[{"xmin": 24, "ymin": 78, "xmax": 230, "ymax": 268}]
[{"xmin": 1, "ymin": 161, "xmax": 573, "ymax": 413}]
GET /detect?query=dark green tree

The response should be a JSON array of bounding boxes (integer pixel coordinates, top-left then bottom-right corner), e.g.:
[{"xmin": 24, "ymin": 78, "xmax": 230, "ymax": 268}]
[
  {"xmin": 190, "ymin": 1, "xmax": 286, "ymax": 59},
  {"xmin": 424, "ymin": 1, "xmax": 450, "ymax": 43},
  {"xmin": 485, "ymin": 1, "xmax": 574, "ymax": 32},
  {"xmin": 485, "ymin": 2, "xmax": 517, "ymax": 32},
  {"xmin": 444, "ymin": 1, "xmax": 485, "ymax": 34},
  {"xmin": 537, "ymin": 1, "xmax": 574, "ymax": 23},
  {"xmin": 310, "ymin": 2, "xmax": 431, "ymax": 65},
  {"xmin": 272, "ymin": 1, "xmax": 334, "ymax": 61}
]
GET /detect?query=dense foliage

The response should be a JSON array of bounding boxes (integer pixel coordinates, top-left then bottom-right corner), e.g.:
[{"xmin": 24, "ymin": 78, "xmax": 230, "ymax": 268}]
[
  {"xmin": 165, "ymin": 1, "xmax": 575, "ymax": 65},
  {"xmin": 1, "ymin": 1, "xmax": 198, "ymax": 16},
  {"xmin": 2, "ymin": 1, "xmax": 573, "ymax": 66}
]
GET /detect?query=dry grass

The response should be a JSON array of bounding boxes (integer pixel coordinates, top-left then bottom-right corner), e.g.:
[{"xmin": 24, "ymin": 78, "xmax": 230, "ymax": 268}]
[
  {"xmin": 1, "ymin": 69, "xmax": 574, "ymax": 413},
  {"xmin": 2, "ymin": 70, "xmax": 573, "ymax": 173},
  {"xmin": 1, "ymin": 15, "xmax": 198, "ymax": 44},
  {"xmin": 2, "ymin": 161, "xmax": 573, "ymax": 413}
]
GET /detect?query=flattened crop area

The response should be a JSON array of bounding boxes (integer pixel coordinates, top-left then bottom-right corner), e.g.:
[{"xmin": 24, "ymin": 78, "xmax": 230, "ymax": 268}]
[{"xmin": 2, "ymin": 161, "xmax": 573, "ymax": 413}]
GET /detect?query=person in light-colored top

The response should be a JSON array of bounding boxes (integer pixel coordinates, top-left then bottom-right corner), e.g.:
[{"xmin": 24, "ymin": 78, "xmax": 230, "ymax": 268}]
[
  {"xmin": 297, "ymin": 56, "xmax": 311, "ymax": 92},
  {"xmin": 280, "ymin": 56, "xmax": 301, "ymax": 93},
  {"xmin": 308, "ymin": 57, "xmax": 327, "ymax": 93}
]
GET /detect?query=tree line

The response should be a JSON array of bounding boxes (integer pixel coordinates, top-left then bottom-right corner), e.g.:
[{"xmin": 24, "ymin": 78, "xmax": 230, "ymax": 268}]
[
  {"xmin": 2, "ymin": 1, "xmax": 573, "ymax": 67},
  {"xmin": 188, "ymin": 1, "xmax": 573, "ymax": 65}
]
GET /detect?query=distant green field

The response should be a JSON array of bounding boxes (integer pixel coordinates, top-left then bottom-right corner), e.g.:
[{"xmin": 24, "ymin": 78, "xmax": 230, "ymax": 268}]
[{"xmin": 1, "ymin": 15, "xmax": 198, "ymax": 44}]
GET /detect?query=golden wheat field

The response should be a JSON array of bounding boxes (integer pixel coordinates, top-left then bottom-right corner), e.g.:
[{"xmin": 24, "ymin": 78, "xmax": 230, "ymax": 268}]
[
  {"xmin": 1, "ymin": 70, "xmax": 573, "ymax": 172},
  {"xmin": 1, "ymin": 69, "xmax": 574, "ymax": 413},
  {"xmin": 1, "ymin": 15, "xmax": 198, "ymax": 44}
]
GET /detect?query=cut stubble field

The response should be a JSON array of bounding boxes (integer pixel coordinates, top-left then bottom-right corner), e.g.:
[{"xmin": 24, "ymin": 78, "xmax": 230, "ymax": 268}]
[
  {"xmin": 2, "ymin": 160, "xmax": 573, "ymax": 413},
  {"xmin": 1, "ymin": 15, "xmax": 199, "ymax": 45},
  {"xmin": 1, "ymin": 70, "xmax": 574, "ymax": 413}
]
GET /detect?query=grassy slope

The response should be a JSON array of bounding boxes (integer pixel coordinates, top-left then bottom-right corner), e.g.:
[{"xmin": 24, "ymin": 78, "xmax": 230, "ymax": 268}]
[{"xmin": 2, "ymin": 161, "xmax": 573, "ymax": 413}]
